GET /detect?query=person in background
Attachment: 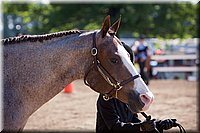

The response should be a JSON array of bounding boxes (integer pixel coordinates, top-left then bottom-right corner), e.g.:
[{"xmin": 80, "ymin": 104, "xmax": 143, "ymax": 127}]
[
  {"xmin": 131, "ymin": 34, "xmax": 151, "ymax": 85},
  {"xmin": 96, "ymin": 43, "xmax": 176, "ymax": 133}
]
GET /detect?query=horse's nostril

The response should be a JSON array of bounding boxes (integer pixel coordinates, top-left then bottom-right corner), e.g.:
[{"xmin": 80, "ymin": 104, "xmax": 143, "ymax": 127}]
[
  {"xmin": 139, "ymin": 93, "xmax": 153, "ymax": 111},
  {"xmin": 140, "ymin": 94, "xmax": 151, "ymax": 105}
]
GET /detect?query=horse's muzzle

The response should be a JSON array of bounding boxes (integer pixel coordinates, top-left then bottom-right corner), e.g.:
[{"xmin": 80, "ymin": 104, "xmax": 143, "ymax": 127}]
[{"xmin": 128, "ymin": 90, "xmax": 154, "ymax": 113}]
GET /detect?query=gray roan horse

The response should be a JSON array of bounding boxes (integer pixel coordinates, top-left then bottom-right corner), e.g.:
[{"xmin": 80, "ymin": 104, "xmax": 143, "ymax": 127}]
[{"xmin": 2, "ymin": 15, "xmax": 154, "ymax": 131}]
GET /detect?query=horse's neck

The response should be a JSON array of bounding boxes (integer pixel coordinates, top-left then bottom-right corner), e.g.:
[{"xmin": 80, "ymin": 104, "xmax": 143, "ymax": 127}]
[
  {"xmin": 45, "ymin": 33, "xmax": 94, "ymax": 82},
  {"xmin": 39, "ymin": 34, "xmax": 93, "ymax": 104},
  {"xmin": 4, "ymin": 32, "xmax": 94, "ymax": 116}
]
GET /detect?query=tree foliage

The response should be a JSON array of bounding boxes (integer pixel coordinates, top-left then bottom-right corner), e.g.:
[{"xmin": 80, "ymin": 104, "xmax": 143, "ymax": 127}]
[{"xmin": 3, "ymin": 2, "xmax": 197, "ymax": 38}]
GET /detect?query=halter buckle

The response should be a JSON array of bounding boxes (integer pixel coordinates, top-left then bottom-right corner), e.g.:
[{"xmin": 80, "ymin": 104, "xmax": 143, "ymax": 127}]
[{"xmin": 91, "ymin": 48, "xmax": 98, "ymax": 56}]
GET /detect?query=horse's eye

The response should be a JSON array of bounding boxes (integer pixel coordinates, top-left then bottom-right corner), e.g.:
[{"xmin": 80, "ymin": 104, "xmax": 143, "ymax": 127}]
[{"xmin": 110, "ymin": 58, "xmax": 119, "ymax": 64}]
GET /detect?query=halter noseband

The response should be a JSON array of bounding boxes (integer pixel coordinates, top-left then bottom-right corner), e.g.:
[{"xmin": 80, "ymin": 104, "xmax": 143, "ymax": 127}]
[{"xmin": 84, "ymin": 32, "xmax": 140, "ymax": 101}]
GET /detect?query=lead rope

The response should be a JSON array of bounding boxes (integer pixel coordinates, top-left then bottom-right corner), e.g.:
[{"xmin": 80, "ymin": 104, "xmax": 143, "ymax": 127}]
[
  {"xmin": 141, "ymin": 112, "xmax": 186, "ymax": 133},
  {"xmin": 175, "ymin": 123, "xmax": 186, "ymax": 133},
  {"xmin": 141, "ymin": 112, "xmax": 160, "ymax": 133}
]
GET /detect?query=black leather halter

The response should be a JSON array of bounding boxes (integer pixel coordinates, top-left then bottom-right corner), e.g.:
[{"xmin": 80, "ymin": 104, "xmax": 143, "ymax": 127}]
[{"xmin": 84, "ymin": 32, "xmax": 140, "ymax": 101}]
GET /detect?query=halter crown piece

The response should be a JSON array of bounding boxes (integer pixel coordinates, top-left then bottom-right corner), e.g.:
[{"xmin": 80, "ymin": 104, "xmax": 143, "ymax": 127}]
[{"xmin": 84, "ymin": 32, "xmax": 140, "ymax": 101}]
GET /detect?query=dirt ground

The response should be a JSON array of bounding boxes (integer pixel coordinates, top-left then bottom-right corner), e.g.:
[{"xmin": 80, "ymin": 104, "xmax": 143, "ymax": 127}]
[{"xmin": 24, "ymin": 80, "xmax": 198, "ymax": 132}]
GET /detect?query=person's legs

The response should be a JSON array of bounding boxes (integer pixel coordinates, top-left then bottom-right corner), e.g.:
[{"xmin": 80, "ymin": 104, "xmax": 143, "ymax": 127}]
[{"xmin": 138, "ymin": 60, "xmax": 149, "ymax": 85}]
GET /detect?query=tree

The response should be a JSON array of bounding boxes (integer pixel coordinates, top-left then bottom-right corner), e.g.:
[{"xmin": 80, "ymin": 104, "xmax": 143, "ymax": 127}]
[{"xmin": 2, "ymin": 2, "xmax": 197, "ymax": 38}]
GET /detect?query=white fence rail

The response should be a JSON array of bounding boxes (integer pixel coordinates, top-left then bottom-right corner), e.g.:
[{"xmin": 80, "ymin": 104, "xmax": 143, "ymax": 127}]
[
  {"xmin": 153, "ymin": 66, "xmax": 197, "ymax": 72},
  {"xmin": 151, "ymin": 54, "xmax": 198, "ymax": 73},
  {"xmin": 151, "ymin": 54, "xmax": 197, "ymax": 60}
]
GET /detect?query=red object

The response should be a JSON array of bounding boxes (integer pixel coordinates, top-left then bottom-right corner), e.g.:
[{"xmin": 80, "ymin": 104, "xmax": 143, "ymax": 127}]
[{"xmin": 64, "ymin": 83, "xmax": 73, "ymax": 93}]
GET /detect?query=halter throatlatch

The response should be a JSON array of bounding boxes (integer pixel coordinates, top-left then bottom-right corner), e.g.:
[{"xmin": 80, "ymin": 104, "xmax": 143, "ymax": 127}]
[{"xmin": 84, "ymin": 32, "xmax": 140, "ymax": 101}]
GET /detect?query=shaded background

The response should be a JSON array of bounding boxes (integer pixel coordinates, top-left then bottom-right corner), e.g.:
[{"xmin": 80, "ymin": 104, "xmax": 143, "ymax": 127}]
[{"xmin": 1, "ymin": 1, "xmax": 199, "ymax": 132}]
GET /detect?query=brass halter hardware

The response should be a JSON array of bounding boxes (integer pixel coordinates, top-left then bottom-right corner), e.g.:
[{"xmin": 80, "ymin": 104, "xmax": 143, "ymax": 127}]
[{"xmin": 103, "ymin": 95, "xmax": 110, "ymax": 101}]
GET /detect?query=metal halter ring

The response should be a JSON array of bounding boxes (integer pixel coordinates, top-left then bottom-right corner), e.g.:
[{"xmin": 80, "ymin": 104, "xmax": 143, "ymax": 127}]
[
  {"xmin": 115, "ymin": 82, "xmax": 123, "ymax": 90},
  {"xmin": 103, "ymin": 95, "xmax": 110, "ymax": 101},
  {"xmin": 91, "ymin": 48, "xmax": 98, "ymax": 56}
]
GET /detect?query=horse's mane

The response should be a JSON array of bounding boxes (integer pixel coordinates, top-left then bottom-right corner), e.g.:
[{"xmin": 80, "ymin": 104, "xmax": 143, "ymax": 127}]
[{"xmin": 2, "ymin": 30, "xmax": 81, "ymax": 45}]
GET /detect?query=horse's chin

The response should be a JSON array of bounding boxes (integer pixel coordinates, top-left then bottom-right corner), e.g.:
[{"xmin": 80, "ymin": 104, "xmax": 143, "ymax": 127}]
[
  {"xmin": 128, "ymin": 107, "xmax": 140, "ymax": 113},
  {"xmin": 127, "ymin": 102, "xmax": 143, "ymax": 113}
]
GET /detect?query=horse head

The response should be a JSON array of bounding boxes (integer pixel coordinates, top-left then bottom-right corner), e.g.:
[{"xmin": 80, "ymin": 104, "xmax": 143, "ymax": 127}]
[{"xmin": 85, "ymin": 15, "xmax": 154, "ymax": 113}]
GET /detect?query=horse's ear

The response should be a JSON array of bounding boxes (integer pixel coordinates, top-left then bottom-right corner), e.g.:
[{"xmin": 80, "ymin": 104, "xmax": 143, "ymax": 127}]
[
  {"xmin": 110, "ymin": 16, "xmax": 121, "ymax": 35},
  {"xmin": 100, "ymin": 15, "xmax": 111, "ymax": 38}
]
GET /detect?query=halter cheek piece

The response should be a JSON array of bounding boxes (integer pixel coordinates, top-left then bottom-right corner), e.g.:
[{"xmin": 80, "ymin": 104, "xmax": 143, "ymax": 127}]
[{"xmin": 84, "ymin": 32, "xmax": 140, "ymax": 101}]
